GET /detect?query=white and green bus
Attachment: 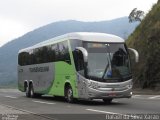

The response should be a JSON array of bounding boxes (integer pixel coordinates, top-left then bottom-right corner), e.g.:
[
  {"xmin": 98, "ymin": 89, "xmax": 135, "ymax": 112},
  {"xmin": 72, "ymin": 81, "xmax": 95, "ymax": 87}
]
[{"xmin": 18, "ymin": 32, "xmax": 139, "ymax": 103}]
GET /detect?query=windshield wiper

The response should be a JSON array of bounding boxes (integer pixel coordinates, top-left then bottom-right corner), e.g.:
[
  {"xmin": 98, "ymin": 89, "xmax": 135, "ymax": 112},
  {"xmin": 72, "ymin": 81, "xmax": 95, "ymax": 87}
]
[{"xmin": 102, "ymin": 63, "xmax": 110, "ymax": 81}]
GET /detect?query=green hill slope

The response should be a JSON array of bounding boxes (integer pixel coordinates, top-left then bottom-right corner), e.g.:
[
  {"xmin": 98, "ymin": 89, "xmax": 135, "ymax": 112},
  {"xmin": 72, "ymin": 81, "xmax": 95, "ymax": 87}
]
[{"xmin": 127, "ymin": 0, "xmax": 160, "ymax": 89}]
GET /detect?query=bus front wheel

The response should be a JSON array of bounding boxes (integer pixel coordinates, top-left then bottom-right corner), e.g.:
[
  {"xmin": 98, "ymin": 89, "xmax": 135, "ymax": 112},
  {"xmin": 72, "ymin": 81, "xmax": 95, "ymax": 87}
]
[{"xmin": 65, "ymin": 85, "xmax": 74, "ymax": 103}]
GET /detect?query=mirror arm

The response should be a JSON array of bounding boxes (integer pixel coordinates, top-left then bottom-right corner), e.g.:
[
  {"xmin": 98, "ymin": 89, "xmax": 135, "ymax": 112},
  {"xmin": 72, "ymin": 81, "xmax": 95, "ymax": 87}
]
[
  {"xmin": 128, "ymin": 48, "xmax": 139, "ymax": 63},
  {"xmin": 75, "ymin": 47, "xmax": 88, "ymax": 78},
  {"xmin": 75, "ymin": 47, "xmax": 88, "ymax": 63}
]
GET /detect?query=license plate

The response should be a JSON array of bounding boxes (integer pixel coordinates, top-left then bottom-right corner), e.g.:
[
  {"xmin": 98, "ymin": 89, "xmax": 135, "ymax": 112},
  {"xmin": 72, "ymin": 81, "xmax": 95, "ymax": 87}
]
[{"xmin": 108, "ymin": 93, "xmax": 116, "ymax": 97}]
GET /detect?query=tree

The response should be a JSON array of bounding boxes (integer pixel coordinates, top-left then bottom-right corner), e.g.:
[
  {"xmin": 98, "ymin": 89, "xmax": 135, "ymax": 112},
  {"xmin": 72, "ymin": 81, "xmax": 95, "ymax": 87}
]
[{"xmin": 128, "ymin": 8, "xmax": 145, "ymax": 23}]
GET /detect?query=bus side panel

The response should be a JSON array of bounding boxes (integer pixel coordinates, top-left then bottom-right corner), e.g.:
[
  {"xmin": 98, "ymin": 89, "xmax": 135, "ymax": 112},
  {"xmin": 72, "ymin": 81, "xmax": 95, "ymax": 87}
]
[
  {"xmin": 48, "ymin": 39, "xmax": 78, "ymax": 98},
  {"xmin": 18, "ymin": 62, "xmax": 55, "ymax": 94},
  {"xmin": 76, "ymin": 73, "xmax": 89, "ymax": 99},
  {"xmin": 18, "ymin": 65, "xmax": 25, "ymax": 92},
  {"xmin": 48, "ymin": 61, "xmax": 78, "ymax": 98}
]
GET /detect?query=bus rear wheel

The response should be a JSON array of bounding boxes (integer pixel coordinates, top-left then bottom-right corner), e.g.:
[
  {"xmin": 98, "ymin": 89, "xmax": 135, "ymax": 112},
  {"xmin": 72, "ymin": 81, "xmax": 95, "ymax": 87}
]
[
  {"xmin": 30, "ymin": 84, "xmax": 42, "ymax": 98},
  {"xmin": 65, "ymin": 86, "xmax": 74, "ymax": 103},
  {"xmin": 25, "ymin": 84, "xmax": 31, "ymax": 97},
  {"xmin": 30, "ymin": 84, "xmax": 35, "ymax": 98}
]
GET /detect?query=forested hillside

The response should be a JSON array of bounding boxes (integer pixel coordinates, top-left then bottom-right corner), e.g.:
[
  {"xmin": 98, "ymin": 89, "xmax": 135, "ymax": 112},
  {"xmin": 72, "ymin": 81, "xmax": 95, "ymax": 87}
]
[{"xmin": 127, "ymin": 0, "xmax": 160, "ymax": 89}]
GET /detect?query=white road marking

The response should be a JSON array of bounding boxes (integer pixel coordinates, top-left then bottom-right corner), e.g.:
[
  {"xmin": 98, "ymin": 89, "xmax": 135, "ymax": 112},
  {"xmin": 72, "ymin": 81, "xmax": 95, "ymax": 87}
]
[
  {"xmin": 132, "ymin": 95, "xmax": 146, "ymax": 99},
  {"xmin": 133, "ymin": 95, "xmax": 141, "ymax": 97},
  {"xmin": 149, "ymin": 95, "xmax": 160, "ymax": 99},
  {"xmin": 132, "ymin": 95, "xmax": 160, "ymax": 100},
  {"xmin": 33, "ymin": 100, "xmax": 55, "ymax": 105},
  {"xmin": 5, "ymin": 96, "xmax": 17, "ymax": 99},
  {"xmin": 113, "ymin": 100, "xmax": 118, "ymax": 103},
  {"xmin": 132, "ymin": 95, "xmax": 142, "ymax": 98}
]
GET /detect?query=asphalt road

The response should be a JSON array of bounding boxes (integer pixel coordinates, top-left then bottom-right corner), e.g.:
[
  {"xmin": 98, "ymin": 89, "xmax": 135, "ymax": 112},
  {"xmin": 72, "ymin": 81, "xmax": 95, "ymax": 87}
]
[{"xmin": 0, "ymin": 89, "xmax": 160, "ymax": 120}]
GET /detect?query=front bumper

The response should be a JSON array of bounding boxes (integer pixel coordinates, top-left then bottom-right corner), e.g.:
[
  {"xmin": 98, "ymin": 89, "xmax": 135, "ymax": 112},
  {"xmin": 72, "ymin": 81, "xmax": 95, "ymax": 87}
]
[{"xmin": 88, "ymin": 87, "xmax": 132, "ymax": 99}]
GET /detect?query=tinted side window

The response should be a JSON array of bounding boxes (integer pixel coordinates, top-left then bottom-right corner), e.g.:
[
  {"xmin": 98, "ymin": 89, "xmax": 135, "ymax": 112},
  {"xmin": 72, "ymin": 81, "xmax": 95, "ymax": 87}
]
[
  {"xmin": 18, "ymin": 51, "xmax": 31, "ymax": 66},
  {"xmin": 18, "ymin": 41, "xmax": 71, "ymax": 66},
  {"xmin": 33, "ymin": 45, "xmax": 56, "ymax": 64},
  {"xmin": 56, "ymin": 41, "xmax": 71, "ymax": 64}
]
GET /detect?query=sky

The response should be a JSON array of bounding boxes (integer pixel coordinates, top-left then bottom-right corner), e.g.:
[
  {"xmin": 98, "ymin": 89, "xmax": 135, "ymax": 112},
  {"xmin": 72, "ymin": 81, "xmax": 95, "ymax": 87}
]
[{"xmin": 0, "ymin": 0, "xmax": 158, "ymax": 47}]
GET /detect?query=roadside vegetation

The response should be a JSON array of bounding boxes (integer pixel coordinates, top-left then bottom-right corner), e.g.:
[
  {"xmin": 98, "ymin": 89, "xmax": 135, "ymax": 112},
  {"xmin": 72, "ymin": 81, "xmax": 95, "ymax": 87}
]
[{"xmin": 127, "ymin": 0, "xmax": 160, "ymax": 90}]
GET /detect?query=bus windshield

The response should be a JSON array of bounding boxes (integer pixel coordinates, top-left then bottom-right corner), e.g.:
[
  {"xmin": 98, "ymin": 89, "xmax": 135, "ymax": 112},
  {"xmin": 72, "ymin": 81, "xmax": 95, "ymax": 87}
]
[{"xmin": 84, "ymin": 42, "xmax": 131, "ymax": 82}]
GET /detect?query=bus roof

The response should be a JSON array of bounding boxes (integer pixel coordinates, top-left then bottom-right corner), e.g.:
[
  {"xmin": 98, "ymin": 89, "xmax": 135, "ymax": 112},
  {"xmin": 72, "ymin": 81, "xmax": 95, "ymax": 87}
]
[{"xmin": 19, "ymin": 32, "xmax": 124, "ymax": 53}]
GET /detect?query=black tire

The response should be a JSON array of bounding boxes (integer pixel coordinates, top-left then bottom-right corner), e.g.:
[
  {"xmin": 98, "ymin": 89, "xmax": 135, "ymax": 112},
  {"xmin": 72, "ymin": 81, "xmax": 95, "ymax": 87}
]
[
  {"xmin": 30, "ymin": 84, "xmax": 35, "ymax": 98},
  {"xmin": 103, "ymin": 98, "xmax": 113, "ymax": 104},
  {"xmin": 25, "ymin": 84, "xmax": 31, "ymax": 97},
  {"xmin": 65, "ymin": 85, "xmax": 74, "ymax": 103}
]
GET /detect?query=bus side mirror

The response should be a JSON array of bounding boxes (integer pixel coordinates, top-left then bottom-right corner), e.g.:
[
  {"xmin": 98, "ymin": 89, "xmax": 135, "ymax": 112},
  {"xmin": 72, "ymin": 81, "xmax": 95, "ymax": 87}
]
[
  {"xmin": 128, "ymin": 48, "xmax": 139, "ymax": 63},
  {"xmin": 75, "ymin": 47, "xmax": 88, "ymax": 63},
  {"xmin": 75, "ymin": 47, "xmax": 88, "ymax": 78}
]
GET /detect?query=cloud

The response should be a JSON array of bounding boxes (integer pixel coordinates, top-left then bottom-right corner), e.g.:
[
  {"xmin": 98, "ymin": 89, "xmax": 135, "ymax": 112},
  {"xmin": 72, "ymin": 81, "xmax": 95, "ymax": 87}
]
[
  {"xmin": 0, "ymin": 17, "xmax": 30, "ymax": 47},
  {"xmin": 0, "ymin": 0, "xmax": 158, "ymax": 47}
]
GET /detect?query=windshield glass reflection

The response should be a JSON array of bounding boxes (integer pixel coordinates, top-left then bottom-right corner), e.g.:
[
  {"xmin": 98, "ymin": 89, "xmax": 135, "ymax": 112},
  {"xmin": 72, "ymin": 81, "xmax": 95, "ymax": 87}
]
[{"xmin": 84, "ymin": 42, "xmax": 131, "ymax": 82}]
